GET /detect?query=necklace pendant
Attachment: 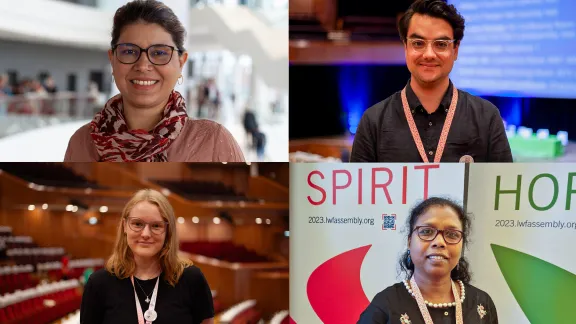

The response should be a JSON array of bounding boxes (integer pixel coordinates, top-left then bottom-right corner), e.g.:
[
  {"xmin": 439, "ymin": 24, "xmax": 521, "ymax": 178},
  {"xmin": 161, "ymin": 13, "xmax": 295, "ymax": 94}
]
[{"xmin": 145, "ymin": 297, "xmax": 150, "ymax": 303}]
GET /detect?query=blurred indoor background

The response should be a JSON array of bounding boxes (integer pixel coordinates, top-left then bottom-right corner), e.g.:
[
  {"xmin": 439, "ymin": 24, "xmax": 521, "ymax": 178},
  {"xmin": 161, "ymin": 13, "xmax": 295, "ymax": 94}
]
[
  {"xmin": 288, "ymin": 0, "xmax": 576, "ymax": 162},
  {"xmin": 0, "ymin": 162, "xmax": 289, "ymax": 323},
  {"xmin": 0, "ymin": 0, "xmax": 288, "ymax": 162}
]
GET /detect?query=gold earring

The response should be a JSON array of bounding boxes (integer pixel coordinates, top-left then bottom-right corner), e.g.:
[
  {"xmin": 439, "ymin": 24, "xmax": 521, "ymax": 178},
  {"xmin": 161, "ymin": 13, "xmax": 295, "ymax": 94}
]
[{"xmin": 177, "ymin": 75, "xmax": 183, "ymax": 85}]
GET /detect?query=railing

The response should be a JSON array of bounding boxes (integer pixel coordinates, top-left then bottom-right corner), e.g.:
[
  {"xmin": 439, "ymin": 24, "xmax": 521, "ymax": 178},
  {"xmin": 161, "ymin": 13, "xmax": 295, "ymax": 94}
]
[
  {"xmin": 0, "ymin": 92, "xmax": 102, "ymax": 138},
  {"xmin": 191, "ymin": 0, "xmax": 288, "ymax": 29}
]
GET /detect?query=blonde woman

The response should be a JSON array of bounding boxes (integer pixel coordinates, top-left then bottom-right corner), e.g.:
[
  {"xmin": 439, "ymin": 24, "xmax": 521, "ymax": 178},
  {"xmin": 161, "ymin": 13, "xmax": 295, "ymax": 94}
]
[{"xmin": 80, "ymin": 189, "xmax": 214, "ymax": 324}]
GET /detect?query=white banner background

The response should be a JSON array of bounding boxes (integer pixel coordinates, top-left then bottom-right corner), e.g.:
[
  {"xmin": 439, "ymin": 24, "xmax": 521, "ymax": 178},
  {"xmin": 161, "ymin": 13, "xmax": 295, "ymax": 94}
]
[
  {"xmin": 466, "ymin": 163, "xmax": 576, "ymax": 324},
  {"xmin": 290, "ymin": 163, "xmax": 465, "ymax": 324}
]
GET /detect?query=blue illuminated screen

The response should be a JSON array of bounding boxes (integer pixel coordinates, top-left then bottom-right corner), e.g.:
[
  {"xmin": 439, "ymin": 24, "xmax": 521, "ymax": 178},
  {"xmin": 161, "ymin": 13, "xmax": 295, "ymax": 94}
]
[{"xmin": 449, "ymin": 0, "xmax": 576, "ymax": 99}]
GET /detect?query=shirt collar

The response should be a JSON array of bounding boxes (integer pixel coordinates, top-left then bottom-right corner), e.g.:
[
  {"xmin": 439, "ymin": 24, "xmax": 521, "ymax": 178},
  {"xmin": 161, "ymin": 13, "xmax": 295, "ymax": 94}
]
[{"xmin": 405, "ymin": 78, "xmax": 454, "ymax": 115}]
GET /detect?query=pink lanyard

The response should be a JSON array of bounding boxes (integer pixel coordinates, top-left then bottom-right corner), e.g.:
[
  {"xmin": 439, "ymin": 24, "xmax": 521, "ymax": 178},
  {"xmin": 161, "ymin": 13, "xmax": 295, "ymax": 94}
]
[
  {"xmin": 131, "ymin": 276, "xmax": 160, "ymax": 324},
  {"xmin": 410, "ymin": 277, "xmax": 464, "ymax": 324},
  {"xmin": 401, "ymin": 86, "xmax": 458, "ymax": 163}
]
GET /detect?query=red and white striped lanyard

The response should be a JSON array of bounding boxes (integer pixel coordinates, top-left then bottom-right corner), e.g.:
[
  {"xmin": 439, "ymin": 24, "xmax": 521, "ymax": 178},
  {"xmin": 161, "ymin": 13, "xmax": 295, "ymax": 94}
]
[
  {"xmin": 410, "ymin": 277, "xmax": 464, "ymax": 324},
  {"xmin": 400, "ymin": 86, "xmax": 458, "ymax": 163},
  {"xmin": 131, "ymin": 275, "xmax": 160, "ymax": 324}
]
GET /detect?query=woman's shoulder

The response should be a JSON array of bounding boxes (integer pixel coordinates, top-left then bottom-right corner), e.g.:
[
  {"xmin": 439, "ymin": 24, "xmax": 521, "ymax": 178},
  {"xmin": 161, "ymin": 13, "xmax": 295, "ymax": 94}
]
[
  {"xmin": 68, "ymin": 122, "xmax": 91, "ymax": 142},
  {"xmin": 170, "ymin": 118, "xmax": 245, "ymax": 162},
  {"xmin": 180, "ymin": 264, "xmax": 206, "ymax": 281},
  {"xmin": 87, "ymin": 268, "xmax": 117, "ymax": 285},
  {"xmin": 371, "ymin": 282, "xmax": 407, "ymax": 304},
  {"xmin": 183, "ymin": 118, "xmax": 227, "ymax": 137},
  {"xmin": 64, "ymin": 122, "xmax": 98, "ymax": 161},
  {"xmin": 464, "ymin": 282, "xmax": 494, "ymax": 302}
]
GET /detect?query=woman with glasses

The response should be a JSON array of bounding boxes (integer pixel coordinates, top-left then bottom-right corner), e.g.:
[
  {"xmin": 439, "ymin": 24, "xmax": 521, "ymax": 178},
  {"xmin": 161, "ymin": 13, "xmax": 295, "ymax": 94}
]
[
  {"xmin": 358, "ymin": 197, "xmax": 498, "ymax": 324},
  {"xmin": 80, "ymin": 189, "xmax": 214, "ymax": 324},
  {"xmin": 64, "ymin": 0, "xmax": 244, "ymax": 162}
]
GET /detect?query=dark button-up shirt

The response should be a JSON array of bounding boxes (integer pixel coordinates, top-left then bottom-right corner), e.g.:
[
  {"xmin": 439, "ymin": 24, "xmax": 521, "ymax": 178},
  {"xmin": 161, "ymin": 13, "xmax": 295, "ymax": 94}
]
[{"xmin": 350, "ymin": 80, "xmax": 513, "ymax": 162}]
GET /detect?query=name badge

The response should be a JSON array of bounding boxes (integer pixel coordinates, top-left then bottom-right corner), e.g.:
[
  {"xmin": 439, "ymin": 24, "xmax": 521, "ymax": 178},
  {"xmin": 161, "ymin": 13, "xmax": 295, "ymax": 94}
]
[
  {"xmin": 459, "ymin": 155, "xmax": 474, "ymax": 163},
  {"xmin": 144, "ymin": 309, "xmax": 158, "ymax": 322}
]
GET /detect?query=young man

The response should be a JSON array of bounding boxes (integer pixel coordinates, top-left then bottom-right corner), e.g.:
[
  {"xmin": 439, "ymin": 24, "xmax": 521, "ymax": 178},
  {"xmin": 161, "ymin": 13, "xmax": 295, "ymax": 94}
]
[{"xmin": 351, "ymin": 0, "xmax": 513, "ymax": 162}]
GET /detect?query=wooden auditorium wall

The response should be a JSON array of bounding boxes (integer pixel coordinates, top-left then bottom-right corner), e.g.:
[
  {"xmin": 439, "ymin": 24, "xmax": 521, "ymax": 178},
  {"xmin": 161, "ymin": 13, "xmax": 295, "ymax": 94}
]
[
  {"xmin": 233, "ymin": 224, "xmax": 286, "ymax": 257},
  {"xmin": 67, "ymin": 162, "xmax": 252, "ymax": 196},
  {"xmin": 176, "ymin": 213, "xmax": 286, "ymax": 257},
  {"xmin": 183, "ymin": 164, "xmax": 250, "ymax": 194},
  {"xmin": 290, "ymin": 41, "xmax": 406, "ymax": 65},
  {"xmin": 65, "ymin": 162, "xmax": 146, "ymax": 190},
  {"xmin": 290, "ymin": 0, "xmax": 314, "ymax": 15},
  {"xmin": 2, "ymin": 205, "xmax": 284, "ymax": 260},
  {"xmin": 0, "ymin": 208, "xmax": 119, "ymax": 260},
  {"xmin": 2, "ymin": 206, "xmax": 284, "ymax": 260},
  {"xmin": 257, "ymin": 163, "xmax": 289, "ymax": 188},
  {"xmin": 314, "ymin": 0, "xmax": 337, "ymax": 30}
]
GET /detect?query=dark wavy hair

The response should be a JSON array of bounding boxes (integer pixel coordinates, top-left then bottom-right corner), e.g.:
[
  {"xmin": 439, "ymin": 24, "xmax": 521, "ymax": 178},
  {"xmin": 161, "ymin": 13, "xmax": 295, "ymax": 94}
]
[
  {"xmin": 397, "ymin": 0, "xmax": 466, "ymax": 46},
  {"xmin": 399, "ymin": 197, "xmax": 472, "ymax": 284},
  {"xmin": 111, "ymin": 0, "xmax": 187, "ymax": 54}
]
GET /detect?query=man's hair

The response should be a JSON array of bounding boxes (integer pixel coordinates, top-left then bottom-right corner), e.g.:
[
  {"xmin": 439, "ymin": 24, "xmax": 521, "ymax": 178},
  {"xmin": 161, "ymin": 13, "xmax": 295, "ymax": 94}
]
[{"xmin": 398, "ymin": 0, "xmax": 465, "ymax": 46}]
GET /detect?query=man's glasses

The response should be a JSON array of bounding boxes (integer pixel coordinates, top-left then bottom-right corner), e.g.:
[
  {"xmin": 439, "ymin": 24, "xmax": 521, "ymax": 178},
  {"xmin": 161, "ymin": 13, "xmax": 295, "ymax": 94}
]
[
  {"xmin": 406, "ymin": 38, "xmax": 456, "ymax": 53},
  {"xmin": 112, "ymin": 43, "xmax": 182, "ymax": 65},
  {"xmin": 126, "ymin": 217, "xmax": 168, "ymax": 235},
  {"xmin": 412, "ymin": 226, "xmax": 463, "ymax": 244}
]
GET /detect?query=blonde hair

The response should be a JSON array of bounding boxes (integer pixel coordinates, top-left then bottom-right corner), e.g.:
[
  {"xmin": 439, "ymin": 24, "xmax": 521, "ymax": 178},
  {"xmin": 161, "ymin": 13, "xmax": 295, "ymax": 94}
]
[{"xmin": 106, "ymin": 189, "xmax": 192, "ymax": 286}]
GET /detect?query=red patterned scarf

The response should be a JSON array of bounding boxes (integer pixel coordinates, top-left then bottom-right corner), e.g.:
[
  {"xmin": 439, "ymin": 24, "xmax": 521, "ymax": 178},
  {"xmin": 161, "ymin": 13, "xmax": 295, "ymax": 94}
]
[{"xmin": 90, "ymin": 91, "xmax": 187, "ymax": 161}]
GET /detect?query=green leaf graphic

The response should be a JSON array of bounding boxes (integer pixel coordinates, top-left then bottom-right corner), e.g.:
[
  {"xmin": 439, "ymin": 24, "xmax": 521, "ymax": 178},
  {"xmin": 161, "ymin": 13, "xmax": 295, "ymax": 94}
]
[{"xmin": 491, "ymin": 244, "xmax": 576, "ymax": 324}]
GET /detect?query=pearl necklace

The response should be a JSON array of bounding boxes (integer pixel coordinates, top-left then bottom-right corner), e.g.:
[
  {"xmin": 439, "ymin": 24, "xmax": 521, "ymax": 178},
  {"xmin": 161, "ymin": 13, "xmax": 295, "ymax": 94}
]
[{"xmin": 403, "ymin": 279, "xmax": 466, "ymax": 308}]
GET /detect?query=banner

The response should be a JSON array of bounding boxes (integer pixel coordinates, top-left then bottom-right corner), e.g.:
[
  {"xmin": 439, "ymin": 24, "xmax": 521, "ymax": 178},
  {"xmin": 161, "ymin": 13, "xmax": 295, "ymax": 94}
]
[
  {"xmin": 466, "ymin": 163, "xmax": 576, "ymax": 324},
  {"xmin": 289, "ymin": 163, "xmax": 466, "ymax": 324}
]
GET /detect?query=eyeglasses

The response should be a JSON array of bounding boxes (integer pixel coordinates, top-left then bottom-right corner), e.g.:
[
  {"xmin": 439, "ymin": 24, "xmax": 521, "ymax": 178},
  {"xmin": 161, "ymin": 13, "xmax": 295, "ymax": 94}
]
[
  {"xmin": 406, "ymin": 38, "xmax": 456, "ymax": 53},
  {"xmin": 412, "ymin": 226, "xmax": 463, "ymax": 244},
  {"xmin": 126, "ymin": 217, "xmax": 168, "ymax": 235},
  {"xmin": 112, "ymin": 43, "xmax": 182, "ymax": 65}
]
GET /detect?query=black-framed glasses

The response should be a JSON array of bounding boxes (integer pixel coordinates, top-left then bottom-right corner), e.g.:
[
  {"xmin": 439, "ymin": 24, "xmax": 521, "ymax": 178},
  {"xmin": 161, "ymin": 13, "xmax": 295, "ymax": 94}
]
[
  {"xmin": 412, "ymin": 226, "xmax": 463, "ymax": 244},
  {"xmin": 112, "ymin": 43, "xmax": 182, "ymax": 65},
  {"xmin": 126, "ymin": 217, "xmax": 168, "ymax": 235}
]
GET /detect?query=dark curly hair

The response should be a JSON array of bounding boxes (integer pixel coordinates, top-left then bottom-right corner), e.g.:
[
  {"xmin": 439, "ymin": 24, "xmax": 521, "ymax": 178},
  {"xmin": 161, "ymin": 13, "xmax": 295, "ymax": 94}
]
[
  {"xmin": 110, "ymin": 0, "xmax": 186, "ymax": 54},
  {"xmin": 398, "ymin": 0, "xmax": 465, "ymax": 46},
  {"xmin": 398, "ymin": 197, "xmax": 472, "ymax": 284}
]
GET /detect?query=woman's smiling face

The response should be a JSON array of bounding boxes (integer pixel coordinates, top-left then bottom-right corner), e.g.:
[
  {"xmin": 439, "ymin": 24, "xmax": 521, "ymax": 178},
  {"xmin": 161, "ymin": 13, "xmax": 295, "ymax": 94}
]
[{"xmin": 108, "ymin": 22, "xmax": 187, "ymax": 110}]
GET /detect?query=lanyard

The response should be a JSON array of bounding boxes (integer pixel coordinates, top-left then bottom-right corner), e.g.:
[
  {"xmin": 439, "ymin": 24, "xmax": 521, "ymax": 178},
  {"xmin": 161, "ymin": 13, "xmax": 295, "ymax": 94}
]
[
  {"xmin": 409, "ymin": 277, "xmax": 463, "ymax": 324},
  {"xmin": 401, "ymin": 86, "xmax": 458, "ymax": 163},
  {"xmin": 131, "ymin": 275, "xmax": 160, "ymax": 324}
]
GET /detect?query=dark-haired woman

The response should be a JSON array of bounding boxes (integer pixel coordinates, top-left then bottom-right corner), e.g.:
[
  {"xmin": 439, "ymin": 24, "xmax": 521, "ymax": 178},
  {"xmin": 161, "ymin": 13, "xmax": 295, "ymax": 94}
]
[
  {"xmin": 358, "ymin": 197, "xmax": 498, "ymax": 324},
  {"xmin": 65, "ymin": 0, "xmax": 244, "ymax": 162}
]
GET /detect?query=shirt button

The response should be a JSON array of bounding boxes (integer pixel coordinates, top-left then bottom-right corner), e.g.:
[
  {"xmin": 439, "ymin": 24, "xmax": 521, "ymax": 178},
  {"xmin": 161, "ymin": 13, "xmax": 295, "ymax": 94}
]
[
  {"xmin": 429, "ymin": 122, "xmax": 433, "ymax": 126},
  {"xmin": 411, "ymin": 110, "xmax": 415, "ymax": 114},
  {"xmin": 445, "ymin": 109, "xmax": 448, "ymax": 112},
  {"xmin": 429, "ymin": 151, "xmax": 433, "ymax": 156},
  {"xmin": 444, "ymin": 311, "xmax": 449, "ymax": 316},
  {"xmin": 420, "ymin": 109, "xmax": 424, "ymax": 112}
]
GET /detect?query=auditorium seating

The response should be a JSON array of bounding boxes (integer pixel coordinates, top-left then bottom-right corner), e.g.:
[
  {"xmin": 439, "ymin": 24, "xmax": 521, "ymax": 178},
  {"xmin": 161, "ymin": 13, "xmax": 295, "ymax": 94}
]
[
  {"xmin": 0, "ymin": 265, "xmax": 38, "ymax": 295},
  {"xmin": 0, "ymin": 163, "xmax": 102, "ymax": 189},
  {"xmin": 156, "ymin": 180, "xmax": 254, "ymax": 202},
  {"xmin": 269, "ymin": 310, "xmax": 289, "ymax": 324},
  {"xmin": 2, "ymin": 236, "xmax": 35, "ymax": 249},
  {"xmin": 341, "ymin": 16, "xmax": 399, "ymax": 41},
  {"xmin": 60, "ymin": 309, "xmax": 80, "ymax": 324},
  {"xmin": 0, "ymin": 227, "xmax": 12, "ymax": 237},
  {"xmin": 180, "ymin": 241, "xmax": 269, "ymax": 263},
  {"xmin": 37, "ymin": 258, "xmax": 104, "ymax": 281},
  {"xmin": 6, "ymin": 247, "xmax": 65, "ymax": 265},
  {"xmin": 289, "ymin": 15, "xmax": 327, "ymax": 40},
  {"xmin": 0, "ymin": 279, "xmax": 81, "ymax": 324},
  {"xmin": 212, "ymin": 290, "xmax": 224, "ymax": 314},
  {"xmin": 219, "ymin": 300, "xmax": 262, "ymax": 324}
]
